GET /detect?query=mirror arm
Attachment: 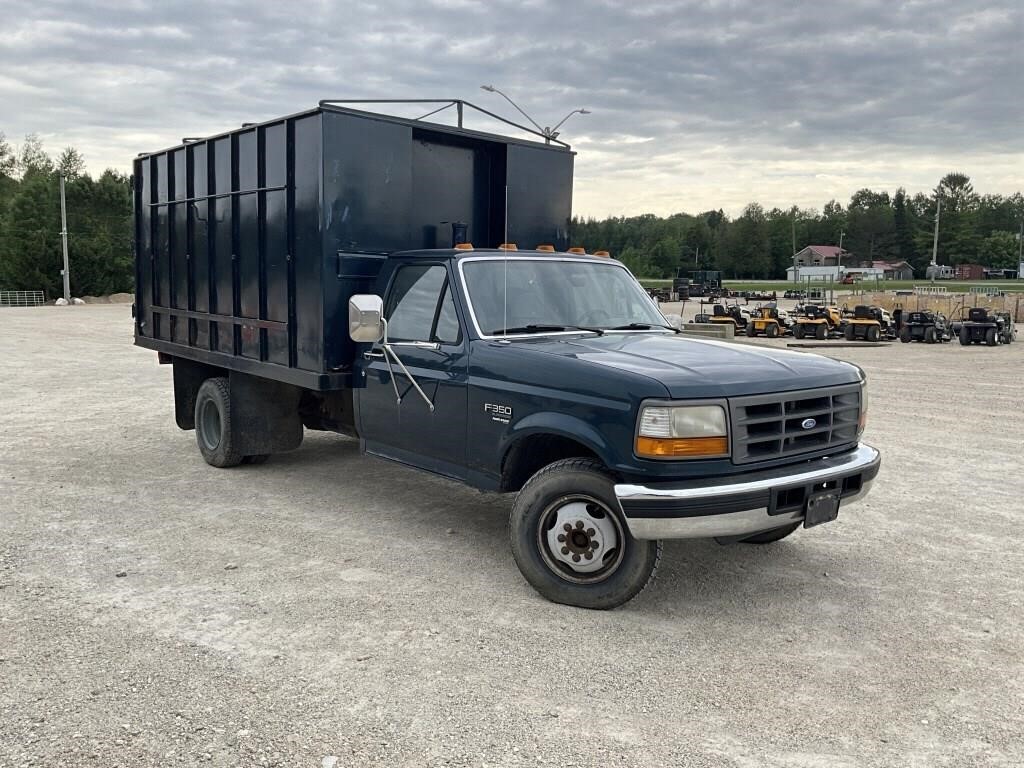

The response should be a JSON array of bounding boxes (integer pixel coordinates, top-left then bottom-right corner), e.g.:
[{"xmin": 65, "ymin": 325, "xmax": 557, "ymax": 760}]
[{"xmin": 379, "ymin": 318, "xmax": 435, "ymax": 412}]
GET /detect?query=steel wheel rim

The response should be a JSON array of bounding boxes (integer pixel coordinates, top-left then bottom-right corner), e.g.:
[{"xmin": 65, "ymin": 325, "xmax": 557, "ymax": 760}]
[
  {"xmin": 199, "ymin": 399, "xmax": 222, "ymax": 451},
  {"xmin": 537, "ymin": 494, "xmax": 625, "ymax": 584}
]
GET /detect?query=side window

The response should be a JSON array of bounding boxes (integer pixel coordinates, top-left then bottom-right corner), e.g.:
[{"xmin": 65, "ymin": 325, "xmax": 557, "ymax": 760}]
[
  {"xmin": 434, "ymin": 283, "xmax": 461, "ymax": 344},
  {"xmin": 384, "ymin": 264, "xmax": 462, "ymax": 344}
]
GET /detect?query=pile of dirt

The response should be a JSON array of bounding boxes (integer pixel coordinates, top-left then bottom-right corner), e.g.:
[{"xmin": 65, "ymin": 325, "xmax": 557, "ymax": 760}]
[{"xmin": 80, "ymin": 293, "xmax": 133, "ymax": 304}]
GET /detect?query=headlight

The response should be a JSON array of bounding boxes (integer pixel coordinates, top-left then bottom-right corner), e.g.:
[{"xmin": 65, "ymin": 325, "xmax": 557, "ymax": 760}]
[{"xmin": 636, "ymin": 404, "xmax": 729, "ymax": 459}]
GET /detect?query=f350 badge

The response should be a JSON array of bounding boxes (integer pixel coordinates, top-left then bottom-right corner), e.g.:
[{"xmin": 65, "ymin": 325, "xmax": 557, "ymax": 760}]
[{"xmin": 484, "ymin": 403, "xmax": 512, "ymax": 424}]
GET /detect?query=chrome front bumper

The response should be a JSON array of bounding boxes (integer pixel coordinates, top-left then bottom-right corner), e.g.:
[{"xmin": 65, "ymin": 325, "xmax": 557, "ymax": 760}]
[{"xmin": 615, "ymin": 444, "xmax": 880, "ymax": 540}]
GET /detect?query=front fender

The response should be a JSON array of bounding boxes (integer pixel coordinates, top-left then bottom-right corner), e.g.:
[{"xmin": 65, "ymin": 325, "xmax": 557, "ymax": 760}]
[{"xmin": 500, "ymin": 411, "xmax": 618, "ymax": 468}]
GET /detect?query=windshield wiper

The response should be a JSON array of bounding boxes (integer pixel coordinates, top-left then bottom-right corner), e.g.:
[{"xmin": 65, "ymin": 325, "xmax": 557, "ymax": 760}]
[
  {"xmin": 489, "ymin": 324, "xmax": 604, "ymax": 336},
  {"xmin": 604, "ymin": 322, "xmax": 681, "ymax": 334}
]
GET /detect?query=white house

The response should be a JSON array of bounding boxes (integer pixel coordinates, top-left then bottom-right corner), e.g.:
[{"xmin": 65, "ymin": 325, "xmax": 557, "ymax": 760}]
[{"xmin": 786, "ymin": 265, "xmax": 843, "ymax": 281}]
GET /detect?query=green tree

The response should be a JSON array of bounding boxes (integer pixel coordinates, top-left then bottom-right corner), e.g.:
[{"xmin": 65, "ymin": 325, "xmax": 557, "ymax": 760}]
[
  {"xmin": 56, "ymin": 147, "xmax": 86, "ymax": 180},
  {"xmin": 978, "ymin": 231, "xmax": 1021, "ymax": 270},
  {"xmin": 17, "ymin": 134, "xmax": 53, "ymax": 178}
]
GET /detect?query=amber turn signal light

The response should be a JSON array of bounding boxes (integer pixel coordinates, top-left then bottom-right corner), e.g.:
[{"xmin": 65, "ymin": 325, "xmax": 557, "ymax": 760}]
[
  {"xmin": 454, "ymin": 243, "xmax": 474, "ymax": 250},
  {"xmin": 635, "ymin": 436, "xmax": 728, "ymax": 458},
  {"xmin": 536, "ymin": 244, "xmax": 555, "ymax": 252},
  {"xmin": 568, "ymin": 247, "xmax": 587, "ymax": 254}
]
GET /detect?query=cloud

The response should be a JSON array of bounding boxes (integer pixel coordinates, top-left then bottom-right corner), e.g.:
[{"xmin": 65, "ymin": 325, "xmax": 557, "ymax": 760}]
[{"xmin": 1, "ymin": 0, "xmax": 1021, "ymax": 215}]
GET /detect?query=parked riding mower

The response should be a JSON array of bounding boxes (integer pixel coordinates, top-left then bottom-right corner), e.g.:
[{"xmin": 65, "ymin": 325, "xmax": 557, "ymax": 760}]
[
  {"xmin": 745, "ymin": 307, "xmax": 783, "ymax": 338},
  {"xmin": 709, "ymin": 304, "xmax": 748, "ymax": 331},
  {"xmin": 958, "ymin": 307, "xmax": 1009, "ymax": 346},
  {"xmin": 899, "ymin": 310, "xmax": 950, "ymax": 343},
  {"xmin": 791, "ymin": 304, "xmax": 841, "ymax": 340},
  {"xmin": 842, "ymin": 305, "xmax": 885, "ymax": 342},
  {"xmin": 993, "ymin": 311, "xmax": 1017, "ymax": 344}
]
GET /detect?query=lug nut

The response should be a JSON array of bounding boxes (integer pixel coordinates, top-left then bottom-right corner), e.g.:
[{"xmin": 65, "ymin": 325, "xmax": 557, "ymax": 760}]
[
  {"xmin": 590, "ymin": 541, "xmax": 599, "ymax": 550},
  {"xmin": 563, "ymin": 523, "xmax": 572, "ymax": 532},
  {"xmin": 584, "ymin": 552, "xmax": 593, "ymax": 560},
  {"xmin": 561, "ymin": 547, "xmax": 570, "ymax": 555},
  {"xmin": 586, "ymin": 528, "xmax": 595, "ymax": 536},
  {"xmin": 557, "ymin": 534, "xmax": 566, "ymax": 542},
  {"xmin": 571, "ymin": 554, "xmax": 581, "ymax": 563},
  {"xmin": 575, "ymin": 521, "xmax": 584, "ymax": 529}
]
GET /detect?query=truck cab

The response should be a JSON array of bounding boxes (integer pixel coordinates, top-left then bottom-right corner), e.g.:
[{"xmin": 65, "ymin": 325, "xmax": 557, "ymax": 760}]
[{"xmin": 341, "ymin": 247, "xmax": 879, "ymax": 608}]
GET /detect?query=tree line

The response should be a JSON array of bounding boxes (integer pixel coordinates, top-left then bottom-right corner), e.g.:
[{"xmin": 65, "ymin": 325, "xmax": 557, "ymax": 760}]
[
  {"xmin": 572, "ymin": 173, "xmax": 1023, "ymax": 280},
  {"xmin": 1, "ymin": 131, "xmax": 1021, "ymax": 295},
  {"xmin": 0, "ymin": 133, "xmax": 133, "ymax": 297}
]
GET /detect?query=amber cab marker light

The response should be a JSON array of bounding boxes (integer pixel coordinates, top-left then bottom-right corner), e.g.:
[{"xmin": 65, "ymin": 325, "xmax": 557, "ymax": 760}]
[
  {"xmin": 454, "ymin": 243, "xmax": 474, "ymax": 250},
  {"xmin": 498, "ymin": 243, "xmax": 518, "ymax": 251},
  {"xmin": 536, "ymin": 244, "xmax": 555, "ymax": 252},
  {"xmin": 636, "ymin": 436, "xmax": 728, "ymax": 458},
  {"xmin": 568, "ymin": 247, "xmax": 587, "ymax": 254},
  {"xmin": 593, "ymin": 250, "xmax": 610, "ymax": 257}
]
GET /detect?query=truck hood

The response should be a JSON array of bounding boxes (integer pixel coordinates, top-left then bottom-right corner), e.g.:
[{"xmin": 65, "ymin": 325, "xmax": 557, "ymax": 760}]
[{"xmin": 518, "ymin": 333, "xmax": 862, "ymax": 398}]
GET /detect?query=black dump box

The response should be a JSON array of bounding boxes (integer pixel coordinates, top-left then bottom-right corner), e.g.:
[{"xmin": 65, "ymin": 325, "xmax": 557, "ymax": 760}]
[{"xmin": 133, "ymin": 103, "xmax": 575, "ymax": 390}]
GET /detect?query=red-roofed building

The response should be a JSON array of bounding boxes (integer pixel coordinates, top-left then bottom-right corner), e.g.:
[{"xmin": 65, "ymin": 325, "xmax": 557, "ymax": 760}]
[
  {"xmin": 794, "ymin": 245, "xmax": 850, "ymax": 268},
  {"xmin": 870, "ymin": 260, "xmax": 914, "ymax": 280}
]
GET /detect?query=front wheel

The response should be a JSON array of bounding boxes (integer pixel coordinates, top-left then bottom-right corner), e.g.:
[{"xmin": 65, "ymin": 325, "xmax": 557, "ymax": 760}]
[
  {"xmin": 793, "ymin": 324, "xmax": 806, "ymax": 339},
  {"xmin": 767, "ymin": 323, "xmax": 780, "ymax": 339},
  {"xmin": 509, "ymin": 459, "xmax": 661, "ymax": 610},
  {"xmin": 815, "ymin": 323, "xmax": 827, "ymax": 340},
  {"xmin": 899, "ymin": 327, "xmax": 911, "ymax": 343},
  {"xmin": 985, "ymin": 328, "xmax": 999, "ymax": 346}
]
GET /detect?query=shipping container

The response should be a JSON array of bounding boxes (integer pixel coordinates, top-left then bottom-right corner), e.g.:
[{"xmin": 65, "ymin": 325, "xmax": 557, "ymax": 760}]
[{"xmin": 133, "ymin": 103, "xmax": 575, "ymax": 390}]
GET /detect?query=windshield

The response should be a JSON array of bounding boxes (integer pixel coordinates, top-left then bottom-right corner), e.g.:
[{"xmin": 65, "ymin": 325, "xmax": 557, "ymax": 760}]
[{"xmin": 461, "ymin": 258, "xmax": 667, "ymax": 336}]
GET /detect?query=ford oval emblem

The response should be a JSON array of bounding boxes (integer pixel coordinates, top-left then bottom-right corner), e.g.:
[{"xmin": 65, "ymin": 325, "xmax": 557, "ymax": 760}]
[{"xmin": 801, "ymin": 418, "xmax": 817, "ymax": 430}]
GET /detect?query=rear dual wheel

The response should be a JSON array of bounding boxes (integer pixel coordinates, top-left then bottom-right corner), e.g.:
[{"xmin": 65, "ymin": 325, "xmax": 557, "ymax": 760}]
[
  {"xmin": 194, "ymin": 377, "xmax": 271, "ymax": 468},
  {"xmin": 510, "ymin": 459, "xmax": 661, "ymax": 610}
]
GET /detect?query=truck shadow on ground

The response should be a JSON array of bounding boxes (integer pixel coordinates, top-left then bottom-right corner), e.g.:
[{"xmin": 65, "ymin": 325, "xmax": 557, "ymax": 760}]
[{"xmin": 259, "ymin": 433, "xmax": 868, "ymax": 614}]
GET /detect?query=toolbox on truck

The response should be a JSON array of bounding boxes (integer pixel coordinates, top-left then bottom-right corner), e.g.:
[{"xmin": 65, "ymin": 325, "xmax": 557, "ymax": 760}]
[{"xmin": 133, "ymin": 103, "xmax": 575, "ymax": 389}]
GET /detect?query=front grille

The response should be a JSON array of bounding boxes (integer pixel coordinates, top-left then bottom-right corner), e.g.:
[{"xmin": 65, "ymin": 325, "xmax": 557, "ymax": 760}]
[{"xmin": 729, "ymin": 384, "xmax": 861, "ymax": 464}]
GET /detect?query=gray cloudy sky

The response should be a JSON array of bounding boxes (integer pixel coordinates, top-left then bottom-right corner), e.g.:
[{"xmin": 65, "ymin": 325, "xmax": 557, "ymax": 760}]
[{"xmin": 2, "ymin": 0, "xmax": 1022, "ymax": 216}]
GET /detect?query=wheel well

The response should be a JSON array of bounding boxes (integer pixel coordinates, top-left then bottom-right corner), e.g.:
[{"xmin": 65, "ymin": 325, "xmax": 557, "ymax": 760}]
[{"xmin": 500, "ymin": 434, "xmax": 602, "ymax": 492}]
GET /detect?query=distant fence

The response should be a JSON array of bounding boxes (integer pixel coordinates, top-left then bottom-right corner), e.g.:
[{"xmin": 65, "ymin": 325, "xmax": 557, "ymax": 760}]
[
  {"xmin": 913, "ymin": 285, "xmax": 949, "ymax": 295},
  {"xmin": 0, "ymin": 290, "xmax": 46, "ymax": 307}
]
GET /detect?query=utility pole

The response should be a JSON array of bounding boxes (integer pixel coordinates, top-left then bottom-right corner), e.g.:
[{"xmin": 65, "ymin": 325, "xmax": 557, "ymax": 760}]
[
  {"xmin": 59, "ymin": 172, "xmax": 71, "ymax": 304},
  {"xmin": 791, "ymin": 216, "xmax": 798, "ymax": 283},
  {"xmin": 930, "ymin": 197, "xmax": 941, "ymax": 267}
]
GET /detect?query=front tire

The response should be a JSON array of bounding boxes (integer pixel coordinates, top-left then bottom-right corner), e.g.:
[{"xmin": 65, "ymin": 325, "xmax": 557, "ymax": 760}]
[
  {"xmin": 924, "ymin": 327, "xmax": 937, "ymax": 344},
  {"xmin": 767, "ymin": 323, "xmax": 780, "ymax": 339},
  {"xmin": 509, "ymin": 458, "xmax": 661, "ymax": 610},
  {"xmin": 793, "ymin": 324, "xmax": 806, "ymax": 339},
  {"xmin": 195, "ymin": 377, "xmax": 244, "ymax": 468},
  {"xmin": 815, "ymin": 323, "xmax": 827, "ymax": 340},
  {"xmin": 899, "ymin": 327, "xmax": 911, "ymax": 343},
  {"xmin": 985, "ymin": 328, "xmax": 999, "ymax": 346},
  {"xmin": 959, "ymin": 328, "xmax": 970, "ymax": 346}
]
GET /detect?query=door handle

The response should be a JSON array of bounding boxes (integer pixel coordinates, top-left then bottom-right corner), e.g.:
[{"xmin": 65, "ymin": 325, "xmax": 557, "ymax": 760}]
[{"xmin": 363, "ymin": 350, "xmax": 385, "ymax": 361}]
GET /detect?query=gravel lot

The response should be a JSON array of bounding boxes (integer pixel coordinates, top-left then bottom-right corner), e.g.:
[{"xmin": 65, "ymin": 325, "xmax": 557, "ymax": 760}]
[{"xmin": 2, "ymin": 305, "xmax": 1022, "ymax": 767}]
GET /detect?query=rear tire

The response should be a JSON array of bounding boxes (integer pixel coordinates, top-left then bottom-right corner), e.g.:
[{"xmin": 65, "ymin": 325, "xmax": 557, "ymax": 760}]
[
  {"xmin": 746, "ymin": 323, "xmax": 755, "ymax": 337},
  {"xmin": 985, "ymin": 328, "xmax": 999, "ymax": 346},
  {"xmin": 844, "ymin": 325, "xmax": 855, "ymax": 341},
  {"xmin": 899, "ymin": 327, "xmax": 911, "ymax": 343},
  {"xmin": 509, "ymin": 458, "xmax": 662, "ymax": 610},
  {"xmin": 793, "ymin": 325, "xmax": 805, "ymax": 339},
  {"xmin": 741, "ymin": 523, "xmax": 800, "ymax": 544},
  {"xmin": 767, "ymin": 323, "xmax": 780, "ymax": 339},
  {"xmin": 959, "ymin": 328, "xmax": 970, "ymax": 346},
  {"xmin": 924, "ymin": 327, "xmax": 936, "ymax": 344},
  {"xmin": 815, "ymin": 324, "xmax": 827, "ymax": 340},
  {"xmin": 866, "ymin": 325, "xmax": 880, "ymax": 342},
  {"xmin": 195, "ymin": 377, "xmax": 244, "ymax": 468}
]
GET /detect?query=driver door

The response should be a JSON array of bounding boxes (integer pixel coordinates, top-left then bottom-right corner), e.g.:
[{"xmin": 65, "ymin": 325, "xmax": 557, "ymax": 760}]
[{"xmin": 355, "ymin": 263, "xmax": 469, "ymax": 478}]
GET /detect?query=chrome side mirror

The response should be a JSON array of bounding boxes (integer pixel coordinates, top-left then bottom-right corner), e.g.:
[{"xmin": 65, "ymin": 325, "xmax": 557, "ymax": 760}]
[{"xmin": 349, "ymin": 294, "xmax": 384, "ymax": 343}]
